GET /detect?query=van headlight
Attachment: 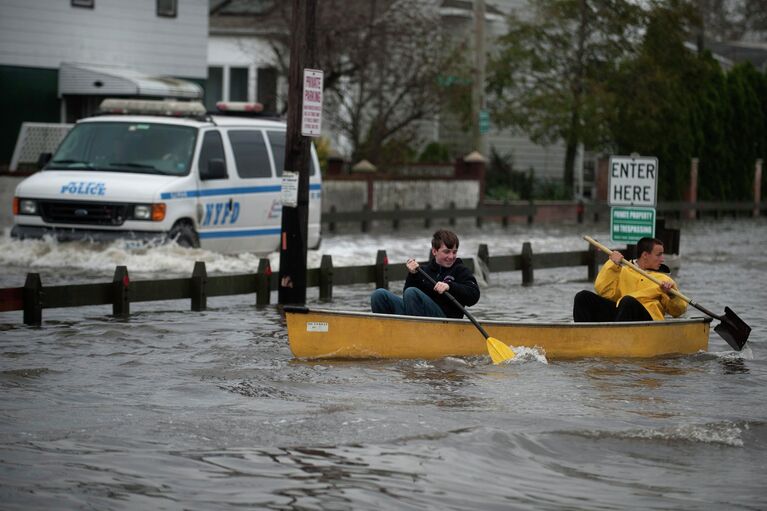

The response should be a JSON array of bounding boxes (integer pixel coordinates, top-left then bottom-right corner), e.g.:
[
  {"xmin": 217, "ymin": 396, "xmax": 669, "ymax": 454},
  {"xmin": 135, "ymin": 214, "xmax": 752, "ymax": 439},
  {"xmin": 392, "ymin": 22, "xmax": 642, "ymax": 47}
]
[
  {"xmin": 133, "ymin": 203, "xmax": 166, "ymax": 221},
  {"xmin": 14, "ymin": 198, "xmax": 38, "ymax": 215}
]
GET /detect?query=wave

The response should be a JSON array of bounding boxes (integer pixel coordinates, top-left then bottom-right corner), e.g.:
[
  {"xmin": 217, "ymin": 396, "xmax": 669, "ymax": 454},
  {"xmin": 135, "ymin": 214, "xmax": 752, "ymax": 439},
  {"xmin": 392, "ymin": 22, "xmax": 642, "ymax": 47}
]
[{"xmin": 562, "ymin": 420, "xmax": 760, "ymax": 447}]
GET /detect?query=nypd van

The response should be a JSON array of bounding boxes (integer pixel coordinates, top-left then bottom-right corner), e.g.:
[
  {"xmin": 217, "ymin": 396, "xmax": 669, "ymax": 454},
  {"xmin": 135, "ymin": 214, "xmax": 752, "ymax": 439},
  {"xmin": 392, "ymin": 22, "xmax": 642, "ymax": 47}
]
[{"xmin": 11, "ymin": 99, "xmax": 322, "ymax": 254}]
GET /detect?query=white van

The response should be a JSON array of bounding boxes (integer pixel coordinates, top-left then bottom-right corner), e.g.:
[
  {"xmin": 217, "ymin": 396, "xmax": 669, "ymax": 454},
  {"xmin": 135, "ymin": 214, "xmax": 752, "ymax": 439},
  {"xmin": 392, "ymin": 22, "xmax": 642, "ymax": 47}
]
[{"xmin": 11, "ymin": 99, "xmax": 322, "ymax": 254}]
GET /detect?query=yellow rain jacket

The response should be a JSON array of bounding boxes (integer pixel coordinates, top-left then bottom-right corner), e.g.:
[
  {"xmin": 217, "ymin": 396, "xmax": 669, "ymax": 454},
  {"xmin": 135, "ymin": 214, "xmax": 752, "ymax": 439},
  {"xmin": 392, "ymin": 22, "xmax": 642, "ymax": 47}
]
[{"xmin": 594, "ymin": 260, "xmax": 687, "ymax": 321}]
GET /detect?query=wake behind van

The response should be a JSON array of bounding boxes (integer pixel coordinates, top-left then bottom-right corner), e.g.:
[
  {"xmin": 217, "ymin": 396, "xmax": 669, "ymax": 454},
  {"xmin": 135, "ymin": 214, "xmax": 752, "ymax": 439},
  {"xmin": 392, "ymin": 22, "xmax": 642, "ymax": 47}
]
[{"xmin": 11, "ymin": 99, "xmax": 322, "ymax": 254}]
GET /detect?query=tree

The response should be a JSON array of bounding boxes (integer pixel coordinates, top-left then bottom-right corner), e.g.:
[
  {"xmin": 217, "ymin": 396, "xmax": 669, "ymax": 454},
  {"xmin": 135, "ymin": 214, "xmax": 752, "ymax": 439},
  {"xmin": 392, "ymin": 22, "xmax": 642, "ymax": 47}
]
[
  {"xmin": 264, "ymin": 0, "xmax": 468, "ymax": 165},
  {"xmin": 608, "ymin": 2, "xmax": 703, "ymax": 200},
  {"xmin": 609, "ymin": 2, "xmax": 767, "ymax": 201},
  {"xmin": 487, "ymin": 0, "xmax": 645, "ymax": 196}
]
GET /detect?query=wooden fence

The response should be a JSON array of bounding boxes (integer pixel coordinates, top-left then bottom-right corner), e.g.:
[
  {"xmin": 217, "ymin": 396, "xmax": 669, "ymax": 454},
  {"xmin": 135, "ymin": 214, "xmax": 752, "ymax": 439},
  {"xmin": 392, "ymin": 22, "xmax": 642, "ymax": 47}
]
[
  {"xmin": 324, "ymin": 202, "xmax": 538, "ymax": 232},
  {"xmin": 0, "ymin": 243, "xmax": 608, "ymax": 326},
  {"xmin": 324, "ymin": 200, "xmax": 767, "ymax": 232}
]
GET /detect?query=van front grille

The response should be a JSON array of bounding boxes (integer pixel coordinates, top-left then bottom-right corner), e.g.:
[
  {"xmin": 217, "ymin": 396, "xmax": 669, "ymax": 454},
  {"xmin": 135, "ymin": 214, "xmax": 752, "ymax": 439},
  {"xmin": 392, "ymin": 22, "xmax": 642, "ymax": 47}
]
[{"xmin": 39, "ymin": 200, "xmax": 129, "ymax": 226}]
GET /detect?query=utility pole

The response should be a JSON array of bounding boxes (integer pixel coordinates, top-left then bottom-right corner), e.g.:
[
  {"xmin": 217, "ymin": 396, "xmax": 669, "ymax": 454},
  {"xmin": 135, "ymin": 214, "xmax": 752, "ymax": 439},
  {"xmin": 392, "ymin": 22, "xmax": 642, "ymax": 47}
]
[
  {"xmin": 472, "ymin": 0, "xmax": 487, "ymax": 156},
  {"xmin": 278, "ymin": 0, "xmax": 318, "ymax": 305}
]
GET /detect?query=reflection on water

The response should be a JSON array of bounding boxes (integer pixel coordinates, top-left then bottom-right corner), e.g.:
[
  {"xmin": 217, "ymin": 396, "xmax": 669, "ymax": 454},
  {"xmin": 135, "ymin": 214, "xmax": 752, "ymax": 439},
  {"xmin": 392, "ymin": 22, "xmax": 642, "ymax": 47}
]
[
  {"xmin": 718, "ymin": 358, "xmax": 750, "ymax": 374},
  {"xmin": 395, "ymin": 361, "xmax": 483, "ymax": 409}
]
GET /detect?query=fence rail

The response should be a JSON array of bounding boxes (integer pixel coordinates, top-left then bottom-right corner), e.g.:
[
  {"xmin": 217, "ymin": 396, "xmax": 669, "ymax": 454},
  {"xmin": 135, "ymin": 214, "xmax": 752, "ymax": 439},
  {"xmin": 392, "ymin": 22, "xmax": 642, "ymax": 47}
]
[
  {"xmin": 323, "ymin": 202, "xmax": 538, "ymax": 232},
  {"xmin": 0, "ymin": 243, "xmax": 608, "ymax": 326},
  {"xmin": 323, "ymin": 200, "xmax": 766, "ymax": 232}
]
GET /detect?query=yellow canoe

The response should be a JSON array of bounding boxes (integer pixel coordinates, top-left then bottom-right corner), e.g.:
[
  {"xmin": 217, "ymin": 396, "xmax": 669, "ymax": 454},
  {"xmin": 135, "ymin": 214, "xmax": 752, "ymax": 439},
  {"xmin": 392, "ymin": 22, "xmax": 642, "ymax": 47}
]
[{"xmin": 285, "ymin": 307, "xmax": 711, "ymax": 361}]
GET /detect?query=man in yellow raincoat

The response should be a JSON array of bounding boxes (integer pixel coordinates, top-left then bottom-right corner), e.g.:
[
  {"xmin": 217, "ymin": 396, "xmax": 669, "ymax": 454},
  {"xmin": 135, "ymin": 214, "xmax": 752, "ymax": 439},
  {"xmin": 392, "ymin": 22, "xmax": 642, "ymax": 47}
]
[{"xmin": 573, "ymin": 237, "xmax": 687, "ymax": 322}]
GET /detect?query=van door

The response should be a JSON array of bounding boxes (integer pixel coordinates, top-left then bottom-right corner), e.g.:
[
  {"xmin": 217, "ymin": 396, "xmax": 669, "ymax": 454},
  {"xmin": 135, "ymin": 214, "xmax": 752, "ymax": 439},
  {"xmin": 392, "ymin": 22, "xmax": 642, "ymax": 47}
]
[
  {"xmin": 196, "ymin": 129, "xmax": 237, "ymax": 252},
  {"xmin": 225, "ymin": 128, "xmax": 282, "ymax": 253}
]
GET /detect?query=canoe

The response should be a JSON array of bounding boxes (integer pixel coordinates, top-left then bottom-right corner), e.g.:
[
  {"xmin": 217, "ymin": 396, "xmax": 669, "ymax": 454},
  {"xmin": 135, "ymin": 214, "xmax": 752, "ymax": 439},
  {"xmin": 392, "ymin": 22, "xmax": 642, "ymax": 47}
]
[{"xmin": 285, "ymin": 307, "xmax": 711, "ymax": 361}]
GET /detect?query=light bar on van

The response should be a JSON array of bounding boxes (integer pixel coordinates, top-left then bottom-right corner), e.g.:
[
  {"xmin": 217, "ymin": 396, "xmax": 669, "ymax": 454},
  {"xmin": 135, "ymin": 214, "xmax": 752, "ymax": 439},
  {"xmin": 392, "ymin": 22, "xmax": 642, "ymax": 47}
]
[
  {"xmin": 215, "ymin": 101, "xmax": 264, "ymax": 113},
  {"xmin": 99, "ymin": 99, "xmax": 206, "ymax": 117}
]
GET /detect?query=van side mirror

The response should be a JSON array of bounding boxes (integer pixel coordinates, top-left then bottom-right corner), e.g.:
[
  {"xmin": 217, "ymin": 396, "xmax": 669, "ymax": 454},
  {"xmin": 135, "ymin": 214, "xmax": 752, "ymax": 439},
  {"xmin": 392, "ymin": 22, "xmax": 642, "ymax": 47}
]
[
  {"xmin": 37, "ymin": 152, "xmax": 52, "ymax": 169},
  {"xmin": 201, "ymin": 158, "xmax": 227, "ymax": 180}
]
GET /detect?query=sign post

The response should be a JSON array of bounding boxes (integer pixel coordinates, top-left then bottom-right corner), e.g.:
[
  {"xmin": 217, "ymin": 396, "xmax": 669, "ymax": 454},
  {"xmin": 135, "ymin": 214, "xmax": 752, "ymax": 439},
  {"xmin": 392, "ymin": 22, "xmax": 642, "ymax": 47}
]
[
  {"xmin": 608, "ymin": 155, "xmax": 658, "ymax": 244},
  {"xmin": 278, "ymin": 0, "xmax": 318, "ymax": 306}
]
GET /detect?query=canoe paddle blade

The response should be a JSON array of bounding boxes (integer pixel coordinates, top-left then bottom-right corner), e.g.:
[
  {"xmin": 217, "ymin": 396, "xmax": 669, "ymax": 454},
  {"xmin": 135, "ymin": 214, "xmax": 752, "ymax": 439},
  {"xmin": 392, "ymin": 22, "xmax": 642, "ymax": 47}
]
[
  {"xmin": 714, "ymin": 307, "xmax": 751, "ymax": 351},
  {"xmin": 487, "ymin": 337, "xmax": 515, "ymax": 364}
]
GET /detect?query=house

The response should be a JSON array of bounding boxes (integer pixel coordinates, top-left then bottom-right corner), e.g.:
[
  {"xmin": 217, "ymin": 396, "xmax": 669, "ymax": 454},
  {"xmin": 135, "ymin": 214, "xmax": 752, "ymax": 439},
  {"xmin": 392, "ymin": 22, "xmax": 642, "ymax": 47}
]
[
  {"xmin": 0, "ymin": 0, "xmax": 208, "ymax": 169},
  {"xmin": 437, "ymin": 0, "xmax": 582, "ymax": 195}
]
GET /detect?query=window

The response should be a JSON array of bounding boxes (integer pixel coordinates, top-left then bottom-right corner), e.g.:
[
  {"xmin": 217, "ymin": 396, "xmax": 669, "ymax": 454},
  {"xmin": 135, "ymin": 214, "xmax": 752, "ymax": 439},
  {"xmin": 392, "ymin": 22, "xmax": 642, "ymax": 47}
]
[
  {"xmin": 267, "ymin": 131, "xmax": 316, "ymax": 176},
  {"xmin": 266, "ymin": 131, "xmax": 286, "ymax": 177},
  {"xmin": 229, "ymin": 67, "xmax": 249, "ymax": 102},
  {"xmin": 257, "ymin": 67, "xmax": 278, "ymax": 114},
  {"xmin": 157, "ymin": 0, "xmax": 177, "ymax": 18},
  {"xmin": 199, "ymin": 131, "xmax": 227, "ymax": 179},
  {"xmin": 205, "ymin": 67, "xmax": 223, "ymax": 111},
  {"xmin": 228, "ymin": 130, "xmax": 271, "ymax": 178},
  {"xmin": 71, "ymin": 0, "xmax": 94, "ymax": 8}
]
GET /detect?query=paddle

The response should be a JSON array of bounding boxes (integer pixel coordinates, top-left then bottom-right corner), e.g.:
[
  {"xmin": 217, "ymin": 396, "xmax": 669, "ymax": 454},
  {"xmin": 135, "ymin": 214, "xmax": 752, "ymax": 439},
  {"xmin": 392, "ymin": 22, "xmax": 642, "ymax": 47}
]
[
  {"xmin": 584, "ymin": 235, "xmax": 751, "ymax": 351},
  {"xmin": 415, "ymin": 266, "xmax": 515, "ymax": 363}
]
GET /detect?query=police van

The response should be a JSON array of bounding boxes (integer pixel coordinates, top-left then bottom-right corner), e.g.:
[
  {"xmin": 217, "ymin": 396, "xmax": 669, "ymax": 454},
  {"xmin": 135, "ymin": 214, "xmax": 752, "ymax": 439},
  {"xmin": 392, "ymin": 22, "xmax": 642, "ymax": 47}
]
[{"xmin": 11, "ymin": 99, "xmax": 322, "ymax": 254}]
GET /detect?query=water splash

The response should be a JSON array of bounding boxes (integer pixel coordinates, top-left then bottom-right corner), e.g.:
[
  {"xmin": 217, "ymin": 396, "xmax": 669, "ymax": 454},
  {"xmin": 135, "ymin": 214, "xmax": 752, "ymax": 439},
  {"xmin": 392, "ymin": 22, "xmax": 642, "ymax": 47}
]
[{"xmin": 569, "ymin": 421, "xmax": 748, "ymax": 447}]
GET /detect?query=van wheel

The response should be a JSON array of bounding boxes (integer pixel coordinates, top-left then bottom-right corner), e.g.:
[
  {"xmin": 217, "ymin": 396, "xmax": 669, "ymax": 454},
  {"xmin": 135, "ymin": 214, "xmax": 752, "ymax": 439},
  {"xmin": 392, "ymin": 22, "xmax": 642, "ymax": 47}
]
[{"xmin": 168, "ymin": 222, "xmax": 199, "ymax": 248}]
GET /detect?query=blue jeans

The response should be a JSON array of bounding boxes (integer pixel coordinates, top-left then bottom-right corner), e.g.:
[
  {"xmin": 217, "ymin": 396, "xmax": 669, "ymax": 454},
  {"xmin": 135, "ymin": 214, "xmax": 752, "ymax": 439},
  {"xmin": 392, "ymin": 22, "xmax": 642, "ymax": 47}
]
[{"xmin": 370, "ymin": 287, "xmax": 446, "ymax": 318}]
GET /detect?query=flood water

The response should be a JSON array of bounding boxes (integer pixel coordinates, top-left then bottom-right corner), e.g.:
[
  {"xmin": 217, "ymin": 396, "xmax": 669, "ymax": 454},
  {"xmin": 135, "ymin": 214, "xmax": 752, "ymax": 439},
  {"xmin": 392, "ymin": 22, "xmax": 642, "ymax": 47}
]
[{"xmin": 1, "ymin": 218, "xmax": 765, "ymax": 510}]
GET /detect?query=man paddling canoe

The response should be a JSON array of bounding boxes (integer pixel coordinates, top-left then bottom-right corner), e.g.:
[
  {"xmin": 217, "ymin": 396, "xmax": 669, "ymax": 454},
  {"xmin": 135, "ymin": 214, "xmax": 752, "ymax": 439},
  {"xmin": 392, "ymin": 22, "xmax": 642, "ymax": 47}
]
[
  {"xmin": 574, "ymin": 237, "xmax": 687, "ymax": 322},
  {"xmin": 370, "ymin": 229, "xmax": 480, "ymax": 318}
]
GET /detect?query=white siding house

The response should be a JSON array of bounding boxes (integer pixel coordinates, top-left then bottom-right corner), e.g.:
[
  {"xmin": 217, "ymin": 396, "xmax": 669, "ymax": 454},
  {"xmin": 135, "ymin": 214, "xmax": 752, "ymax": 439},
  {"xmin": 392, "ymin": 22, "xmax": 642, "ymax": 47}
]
[
  {"xmin": 439, "ymin": 0, "xmax": 581, "ymax": 192},
  {"xmin": 0, "ymin": 0, "xmax": 208, "ymax": 166},
  {"xmin": 0, "ymin": 0, "xmax": 208, "ymax": 77}
]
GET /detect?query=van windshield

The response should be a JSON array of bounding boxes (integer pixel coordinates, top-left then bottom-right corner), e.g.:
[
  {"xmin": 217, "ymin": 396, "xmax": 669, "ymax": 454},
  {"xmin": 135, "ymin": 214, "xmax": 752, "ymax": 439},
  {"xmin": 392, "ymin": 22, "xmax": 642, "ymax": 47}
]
[{"xmin": 47, "ymin": 122, "xmax": 197, "ymax": 176}]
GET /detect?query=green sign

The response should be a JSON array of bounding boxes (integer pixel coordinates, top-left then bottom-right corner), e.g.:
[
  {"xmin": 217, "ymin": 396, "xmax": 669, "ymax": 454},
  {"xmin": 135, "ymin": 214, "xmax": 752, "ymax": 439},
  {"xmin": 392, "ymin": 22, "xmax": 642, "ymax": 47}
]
[
  {"xmin": 479, "ymin": 110, "xmax": 490, "ymax": 134},
  {"xmin": 610, "ymin": 207, "xmax": 655, "ymax": 243}
]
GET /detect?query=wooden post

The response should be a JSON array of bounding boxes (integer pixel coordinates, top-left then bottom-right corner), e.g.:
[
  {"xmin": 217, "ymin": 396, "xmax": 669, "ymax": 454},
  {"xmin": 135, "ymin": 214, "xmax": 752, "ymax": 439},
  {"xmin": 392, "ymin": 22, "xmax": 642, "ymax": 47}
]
[
  {"xmin": 527, "ymin": 199, "xmax": 534, "ymax": 225},
  {"xmin": 476, "ymin": 208, "xmax": 483, "ymax": 228},
  {"xmin": 521, "ymin": 242, "xmax": 533, "ymax": 286},
  {"xmin": 319, "ymin": 254, "xmax": 333, "ymax": 302},
  {"xmin": 112, "ymin": 266, "xmax": 130, "ymax": 318},
  {"xmin": 587, "ymin": 244, "xmax": 598, "ymax": 282},
  {"xmin": 256, "ymin": 258, "xmax": 272, "ymax": 307},
  {"xmin": 191, "ymin": 261, "xmax": 207, "ymax": 311},
  {"xmin": 477, "ymin": 243, "xmax": 490, "ymax": 269},
  {"xmin": 502, "ymin": 198, "xmax": 509, "ymax": 228},
  {"xmin": 22, "ymin": 273, "xmax": 42, "ymax": 326},
  {"xmin": 375, "ymin": 249, "xmax": 389, "ymax": 290},
  {"xmin": 424, "ymin": 204, "xmax": 432, "ymax": 229},
  {"xmin": 392, "ymin": 204, "xmax": 400, "ymax": 231},
  {"xmin": 755, "ymin": 159, "xmax": 763, "ymax": 218},
  {"xmin": 328, "ymin": 204, "xmax": 337, "ymax": 233},
  {"xmin": 449, "ymin": 201, "xmax": 456, "ymax": 226},
  {"xmin": 687, "ymin": 157, "xmax": 698, "ymax": 220},
  {"xmin": 361, "ymin": 203, "xmax": 370, "ymax": 233},
  {"xmin": 278, "ymin": 0, "xmax": 318, "ymax": 306}
]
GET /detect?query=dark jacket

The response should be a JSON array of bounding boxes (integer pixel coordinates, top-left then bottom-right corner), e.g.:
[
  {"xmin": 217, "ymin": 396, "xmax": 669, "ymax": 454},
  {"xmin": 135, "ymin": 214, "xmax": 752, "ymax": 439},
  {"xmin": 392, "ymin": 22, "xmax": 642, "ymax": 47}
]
[{"xmin": 403, "ymin": 258, "xmax": 480, "ymax": 318}]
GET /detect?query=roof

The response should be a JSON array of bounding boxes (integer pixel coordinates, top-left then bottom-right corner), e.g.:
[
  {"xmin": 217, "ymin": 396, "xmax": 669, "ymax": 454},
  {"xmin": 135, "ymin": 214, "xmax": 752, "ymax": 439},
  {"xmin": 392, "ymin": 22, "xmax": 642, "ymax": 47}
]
[
  {"xmin": 59, "ymin": 62, "xmax": 203, "ymax": 99},
  {"xmin": 704, "ymin": 39, "xmax": 767, "ymax": 72},
  {"xmin": 208, "ymin": 0, "xmax": 284, "ymax": 35}
]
